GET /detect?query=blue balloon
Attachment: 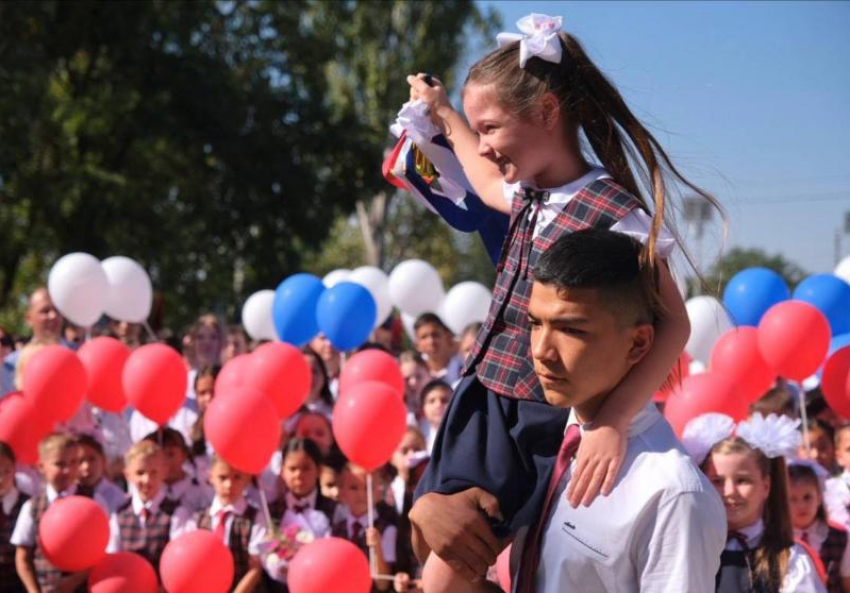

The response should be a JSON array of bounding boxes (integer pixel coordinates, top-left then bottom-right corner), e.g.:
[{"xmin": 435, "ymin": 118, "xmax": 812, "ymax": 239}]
[
  {"xmin": 316, "ymin": 281, "xmax": 377, "ymax": 351},
  {"xmin": 831, "ymin": 332, "xmax": 850, "ymax": 356},
  {"xmin": 793, "ymin": 274, "xmax": 850, "ymax": 336},
  {"xmin": 272, "ymin": 273, "xmax": 325, "ymax": 346},
  {"xmin": 723, "ymin": 267, "xmax": 790, "ymax": 327}
]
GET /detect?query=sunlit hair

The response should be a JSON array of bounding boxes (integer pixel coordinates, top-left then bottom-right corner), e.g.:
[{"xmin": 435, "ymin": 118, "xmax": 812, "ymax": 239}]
[
  {"xmin": 124, "ymin": 440, "xmax": 163, "ymax": 465},
  {"xmin": 787, "ymin": 463, "xmax": 827, "ymax": 523},
  {"xmin": 465, "ymin": 32, "xmax": 724, "ymax": 286},
  {"xmin": 709, "ymin": 437, "xmax": 793, "ymax": 589},
  {"xmin": 38, "ymin": 433, "xmax": 77, "ymax": 459}
]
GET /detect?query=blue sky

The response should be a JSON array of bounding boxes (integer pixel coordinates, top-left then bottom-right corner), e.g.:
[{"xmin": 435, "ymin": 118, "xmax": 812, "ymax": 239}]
[{"xmin": 473, "ymin": 1, "xmax": 850, "ymax": 275}]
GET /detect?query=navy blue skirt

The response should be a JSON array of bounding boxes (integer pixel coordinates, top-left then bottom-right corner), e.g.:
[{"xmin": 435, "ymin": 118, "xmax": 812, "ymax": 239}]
[{"xmin": 414, "ymin": 374, "xmax": 569, "ymax": 538}]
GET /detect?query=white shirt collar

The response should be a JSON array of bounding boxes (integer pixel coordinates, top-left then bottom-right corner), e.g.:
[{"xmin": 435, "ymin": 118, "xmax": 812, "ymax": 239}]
[
  {"xmin": 510, "ymin": 167, "xmax": 610, "ymax": 204},
  {"xmin": 734, "ymin": 518, "xmax": 765, "ymax": 547},
  {"xmin": 210, "ymin": 496, "xmax": 247, "ymax": 517},
  {"xmin": 793, "ymin": 520, "xmax": 828, "ymax": 542},
  {"xmin": 567, "ymin": 401, "xmax": 662, "ymax": 438},
  {"xmin": 285, "ymin": 489, "xmax": 317, "ymax": 510},
  {"xmin": 1, "ymin": 487, "xmax": 20, "ymax": 514},
  {"xmin": 45, "ymin": 484, "xmax": 76, "ymax": 503},
  {"xmin": 131, "ymin": 488, "xmax": 166, "ymax": 515},
  {"xmin": 343, "ymin": 505, "xmax": 371, "ymax": 531}
]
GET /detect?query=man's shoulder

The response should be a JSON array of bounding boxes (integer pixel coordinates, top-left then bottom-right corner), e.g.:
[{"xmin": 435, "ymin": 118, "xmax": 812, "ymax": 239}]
[{"xmin": 626, "ymin": 415, "xmax": 714, "ymax": 497}]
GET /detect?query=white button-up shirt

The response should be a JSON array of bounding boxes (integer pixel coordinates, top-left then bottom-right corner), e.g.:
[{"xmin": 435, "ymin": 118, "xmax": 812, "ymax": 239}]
[
  {"xmin": 12, "ymin": 485, "xmax": 110, "ymax": 547},
  {"xmin": 794, "ymin": 519, "xmax": 850, "ymax": 578},
  {"xmin": 534, "ymin": 403, "xmax": 726, "ymax": 592},
  {"xmin": 106, "ymin": 489, "xmax": 182, "ymax": 552},
  {"xmin": 171, "ymin": 496, "xmax": 268, "ymax": 554}
]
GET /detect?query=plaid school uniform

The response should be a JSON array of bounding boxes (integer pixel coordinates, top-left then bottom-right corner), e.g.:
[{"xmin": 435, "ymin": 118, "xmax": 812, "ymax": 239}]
[
  {"xmin": 115, "ymin": 497, "xmax": 178, "ymax": 572},
  {"xmin": 416, "ymin": 177, "xmax": 642, "ymax": 537},
  {"xmin": 31, "ymin": 489, "xmax": 94, "ymax": 593},
  {"xmin": 820, "ymin": 523, "xmax": 848, "ymax": 593},
  {"xmin": 0, "ymin": 491, "xmax": 29, "ymax": 593},
  {"xmin": 467, "ymin": 178, "xmax": 640, "ymax": 402},
  {"xmin": 197, "ymin": 504, "xmax": 260, "ymax": 590}
]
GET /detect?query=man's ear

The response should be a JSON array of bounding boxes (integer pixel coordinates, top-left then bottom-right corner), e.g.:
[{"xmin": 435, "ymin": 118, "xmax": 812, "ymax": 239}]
[{"xmin": 626, "ymin": 323, "xmax": 654, "ymax": 366}]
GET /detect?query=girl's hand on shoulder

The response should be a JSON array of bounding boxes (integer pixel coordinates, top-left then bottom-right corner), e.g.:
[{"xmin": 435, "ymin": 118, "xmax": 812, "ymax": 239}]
[
  {"xmin": 567, "ymin": 421, "xmax": 628, "ymax": 508},
  {"xmin": 406, "ymin": 73, "xmax": 454, "ymax": 124}
]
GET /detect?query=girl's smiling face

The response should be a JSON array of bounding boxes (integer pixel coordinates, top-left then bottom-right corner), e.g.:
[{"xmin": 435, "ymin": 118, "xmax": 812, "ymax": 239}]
[
  {"xmin": 788, "ymin": 479, "xmax": 821, "ymax": 530},
  {"xmin": 705, "ymin": 450, "xmax": 771, "ymax": 532},
  {"xmin": 462, "ymin": 82, "xmax": 559, "ymax": 186}
]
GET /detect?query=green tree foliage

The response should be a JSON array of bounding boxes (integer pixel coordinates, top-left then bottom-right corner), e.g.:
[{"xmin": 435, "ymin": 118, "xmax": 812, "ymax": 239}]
[
  {"xmin": 700, "ymin": 247, "xmax": 808, "ymax": 297},
  {"xmin": 0, "ymin": 0, "xmax": 495, "ymax": 330}
]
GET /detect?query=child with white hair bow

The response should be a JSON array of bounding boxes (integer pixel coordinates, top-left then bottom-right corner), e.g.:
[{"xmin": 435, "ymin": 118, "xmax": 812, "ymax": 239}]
[{"xmin": 683, "ymin": 413, "xmax": 828, "ymax": 593}]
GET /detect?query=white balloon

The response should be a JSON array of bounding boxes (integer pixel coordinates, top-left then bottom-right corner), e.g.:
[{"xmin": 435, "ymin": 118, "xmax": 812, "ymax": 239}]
[
  {"xmin": 101, "ymin": 256, "xmax": 153, "ymax": 323},
  {"xmin": 347, "ymin": 266, "xmax": 392, "ymax": 329},
  {"xmin": 685, "ymin": 295, "xmax": 733, "ymax": 364},
  {"xmin": 323, "ymin": 269, "xmax": 351, "ymax": 288},
  {"xmin": 242, "ymin": 290, "xmax": 277, "ymax": 341},
  {"xmin": 388, "ymin": 259, "xmax": 445, "ymax": 318},
  {"xmin": 836, "ymin": 255, "xmax": 850, "ymax": 284},
  {"xmin": 401, "ymin": 312, "xmax": 418, "ymax": 343},
  {"xmin": 440, "ymin": 282, "xmax": 492, "ymax": 336},
  {"xmin": 48, "ymin": 253, "xmax": 109, "ymax": 327}
]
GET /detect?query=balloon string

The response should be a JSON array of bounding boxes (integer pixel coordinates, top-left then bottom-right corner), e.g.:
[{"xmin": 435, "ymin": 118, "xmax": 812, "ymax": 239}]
[
  {"xmin": 798, "ymin": 381, "xmax": 811, "ymax": 458},
  {"xmin": 255, "ymin": 476, "xmax": 278, "ymax": 538},
  {"xmin": 365, "ymin": 473, "xmax": 395, "ymax": 583},
  {"xmin": 143, "ymin": 321, "xmax": 158, "ymax": 343}
]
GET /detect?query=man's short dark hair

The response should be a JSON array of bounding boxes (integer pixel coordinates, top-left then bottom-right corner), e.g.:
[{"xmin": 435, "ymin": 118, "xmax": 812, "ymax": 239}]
[
  {"xmin": 414, "ymin": 312, "xmax": 452, "ymax": 334},
  {"xmin": 533, "ymin": 229, "xmax": 657, "ymax": 328}
]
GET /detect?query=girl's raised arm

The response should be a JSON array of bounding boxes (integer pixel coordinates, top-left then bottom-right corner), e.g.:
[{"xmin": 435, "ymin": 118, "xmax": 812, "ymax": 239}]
[{"xmin": 407, "ymin": 74, "xmax": 509, "ymax": 215}]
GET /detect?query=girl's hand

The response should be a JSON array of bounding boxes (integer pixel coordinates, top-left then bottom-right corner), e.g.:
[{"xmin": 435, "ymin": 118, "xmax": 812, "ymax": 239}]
[
  {"xmin": 406, "ymin": 73, "xmax": 455, "ymax": 125},
  {"xmin": 394, "ymin": 572, "xmax": 411, "ymax": 592},
  {"xmin": 566, "ymin": 420, "xmax": 628, "ymax": 507},
  {"xmin": 366, "ymin": 526, "xmax": 382, "ymax": 549}
]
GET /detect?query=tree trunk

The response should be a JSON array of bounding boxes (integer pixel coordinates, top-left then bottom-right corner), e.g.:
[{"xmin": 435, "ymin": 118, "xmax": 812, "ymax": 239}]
[{"xmin": 356, "ymin": 192, "xmax": 389, "ymax": 268}]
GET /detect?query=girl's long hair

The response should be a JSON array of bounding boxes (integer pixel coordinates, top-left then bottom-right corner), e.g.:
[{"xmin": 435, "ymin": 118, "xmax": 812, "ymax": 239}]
[
  {"xmin": 711, "ymin": 438, "xmax": 793, "ymax": 588},
  {"xmin": 465, "ymin": 32, "xmax": 725, "ymax": 288}
]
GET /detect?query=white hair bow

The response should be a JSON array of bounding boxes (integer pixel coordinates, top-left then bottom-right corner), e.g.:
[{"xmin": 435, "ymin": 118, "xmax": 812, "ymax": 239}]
[
  {"xmin": 682, "ymin": 413, "xmax": 735, "ymax": 465},
  {"xmin": 736, "ymin": 413, "xmax": 802, "ymax": 459},
  {"xmin": 496, "ymin": 13, "xmax": 564, "ymax": 69}
]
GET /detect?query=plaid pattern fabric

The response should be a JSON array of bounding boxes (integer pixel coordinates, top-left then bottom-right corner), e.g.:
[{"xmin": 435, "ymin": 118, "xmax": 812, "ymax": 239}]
[
  {"xmin": 197, "ymin": 505, "xmax": 258, "ymax": 589},
  {"xmin": 0, "ymin": 492, "xmax": 29, "ymax": 593},
  {"xmin": 821, "ymin": 524, "xmax": 848, "ymax": 593},
  {"xmin": 116, "ymin": 497, "xmax": 178, "ymax": 572},
  {"xmin": 331, "ymin": 514, "xmax": 394, "ymax": 558},
  {"xmin": 467, "ymin": 178, "xmax": 640, "ymax": 400},
  {"xmin": 32, "ymin": 489, "xmax": 93, "ymax": 593}
]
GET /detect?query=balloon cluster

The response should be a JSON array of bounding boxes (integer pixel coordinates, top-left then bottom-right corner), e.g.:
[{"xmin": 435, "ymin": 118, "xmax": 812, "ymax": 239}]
[
  {"xmin": 242, "ymin": 260, "xmax": 492, "ymax": 351},
  {"xmin": 48, "ymin": 253, "xmax": 153, "ymax": 327},
  {"xmin": 666, "ymin": 266, "xmax": 850, "ymax": 436}
]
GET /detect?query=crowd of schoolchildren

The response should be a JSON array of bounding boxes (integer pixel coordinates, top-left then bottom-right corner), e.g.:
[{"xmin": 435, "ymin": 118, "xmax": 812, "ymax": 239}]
[
  {"xmin": 0, "ymin": 289, "xmax": 479, "ymax": 593},
  {"xmin": 3, "ymin": 287, "xmax": 850, "ymax": 593}
]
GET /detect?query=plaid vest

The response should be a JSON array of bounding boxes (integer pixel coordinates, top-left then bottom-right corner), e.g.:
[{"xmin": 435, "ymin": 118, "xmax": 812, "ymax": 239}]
[
  {"xmin": 32, "ymin": 491, "xmax": 92, "ymax": 593},
  {"xmin": 466, "ymin": 178, "xmax": 641, "ymax": 400},
  {"xmin": 0, "ymin": 492, "xmax": 29, "ymax": 593},
  {"xmin": 820, "ymin": 523, "xmax": 848, "ymax": 593},
  {"xmin": 197, "ymin": 505, "xmax": 258, "ymax": 589},
  {"xmin": 115, "ymin": 497, "xmax": 178, "ymax": 572}
]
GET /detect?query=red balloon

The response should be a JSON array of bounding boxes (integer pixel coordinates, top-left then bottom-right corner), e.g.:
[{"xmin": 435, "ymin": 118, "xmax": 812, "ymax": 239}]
[
  {"xmin": 664, "ymin": 373, "xmax": 747, "ymax": 438},
  {"xmin": 0, "ymin": 393, "xmax": 46, "ymax": 464},
  {"xmin": 23, "ymin": 345, "xmax": 87, "ymax": 423},
  {"xmin": 654, "ymin": 351, "xmax": 692, "ymax": 403},
  {"xmin": 77, "ymin": 337, "xmax": 131, "ymax": 412},
  {"xmin": 333, "ymin": 381, "xmax": 407, "ymax": 472},
  {"xmin": 122, "ymin": 344, "xmax": 187, "ymax": 425},
  {"xmin": 88, "ymin": 552, "xmax": 158, "ymax": 593},
  {"xmin": 822, "ymin": 346, "xmax": 850, "ymax": 418},
  {"xmin": 246, "ymin": 342, "xmax": 311, "ymax": 419},
  {"xmin": 339, "ymin": 349, "xmax": 404, "ymax": 398},
  {"xmin": 289, "ymin": 537, "xmax": 371, "ymax": 593},
  {"xmin": 758, "ymin": 300, "xmax": 831, "ymax": 382},
  {"xmin": 160, "ymin": 531, "xmax": 234, "ymax": 593},
  {"xmin": 204, "ymin": 388, "xmax": 281, "ymax": 474},
  {"xmin": 39, "ymin": 496, "xmax": 109, "ymax": 571},
  {"xmin": 710, "ymin": 327, "xmax": 776, "ymax": 403},
  {"xmin": 214, "ymin": 353, "xmax": 252, "ymax": 395}
]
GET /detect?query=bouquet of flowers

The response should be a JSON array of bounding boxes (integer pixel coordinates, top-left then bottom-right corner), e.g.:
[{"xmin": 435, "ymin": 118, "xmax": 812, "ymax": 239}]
[{"xmin": 259, "ymin": 524, "xmax": 315, "ymax": 574}]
